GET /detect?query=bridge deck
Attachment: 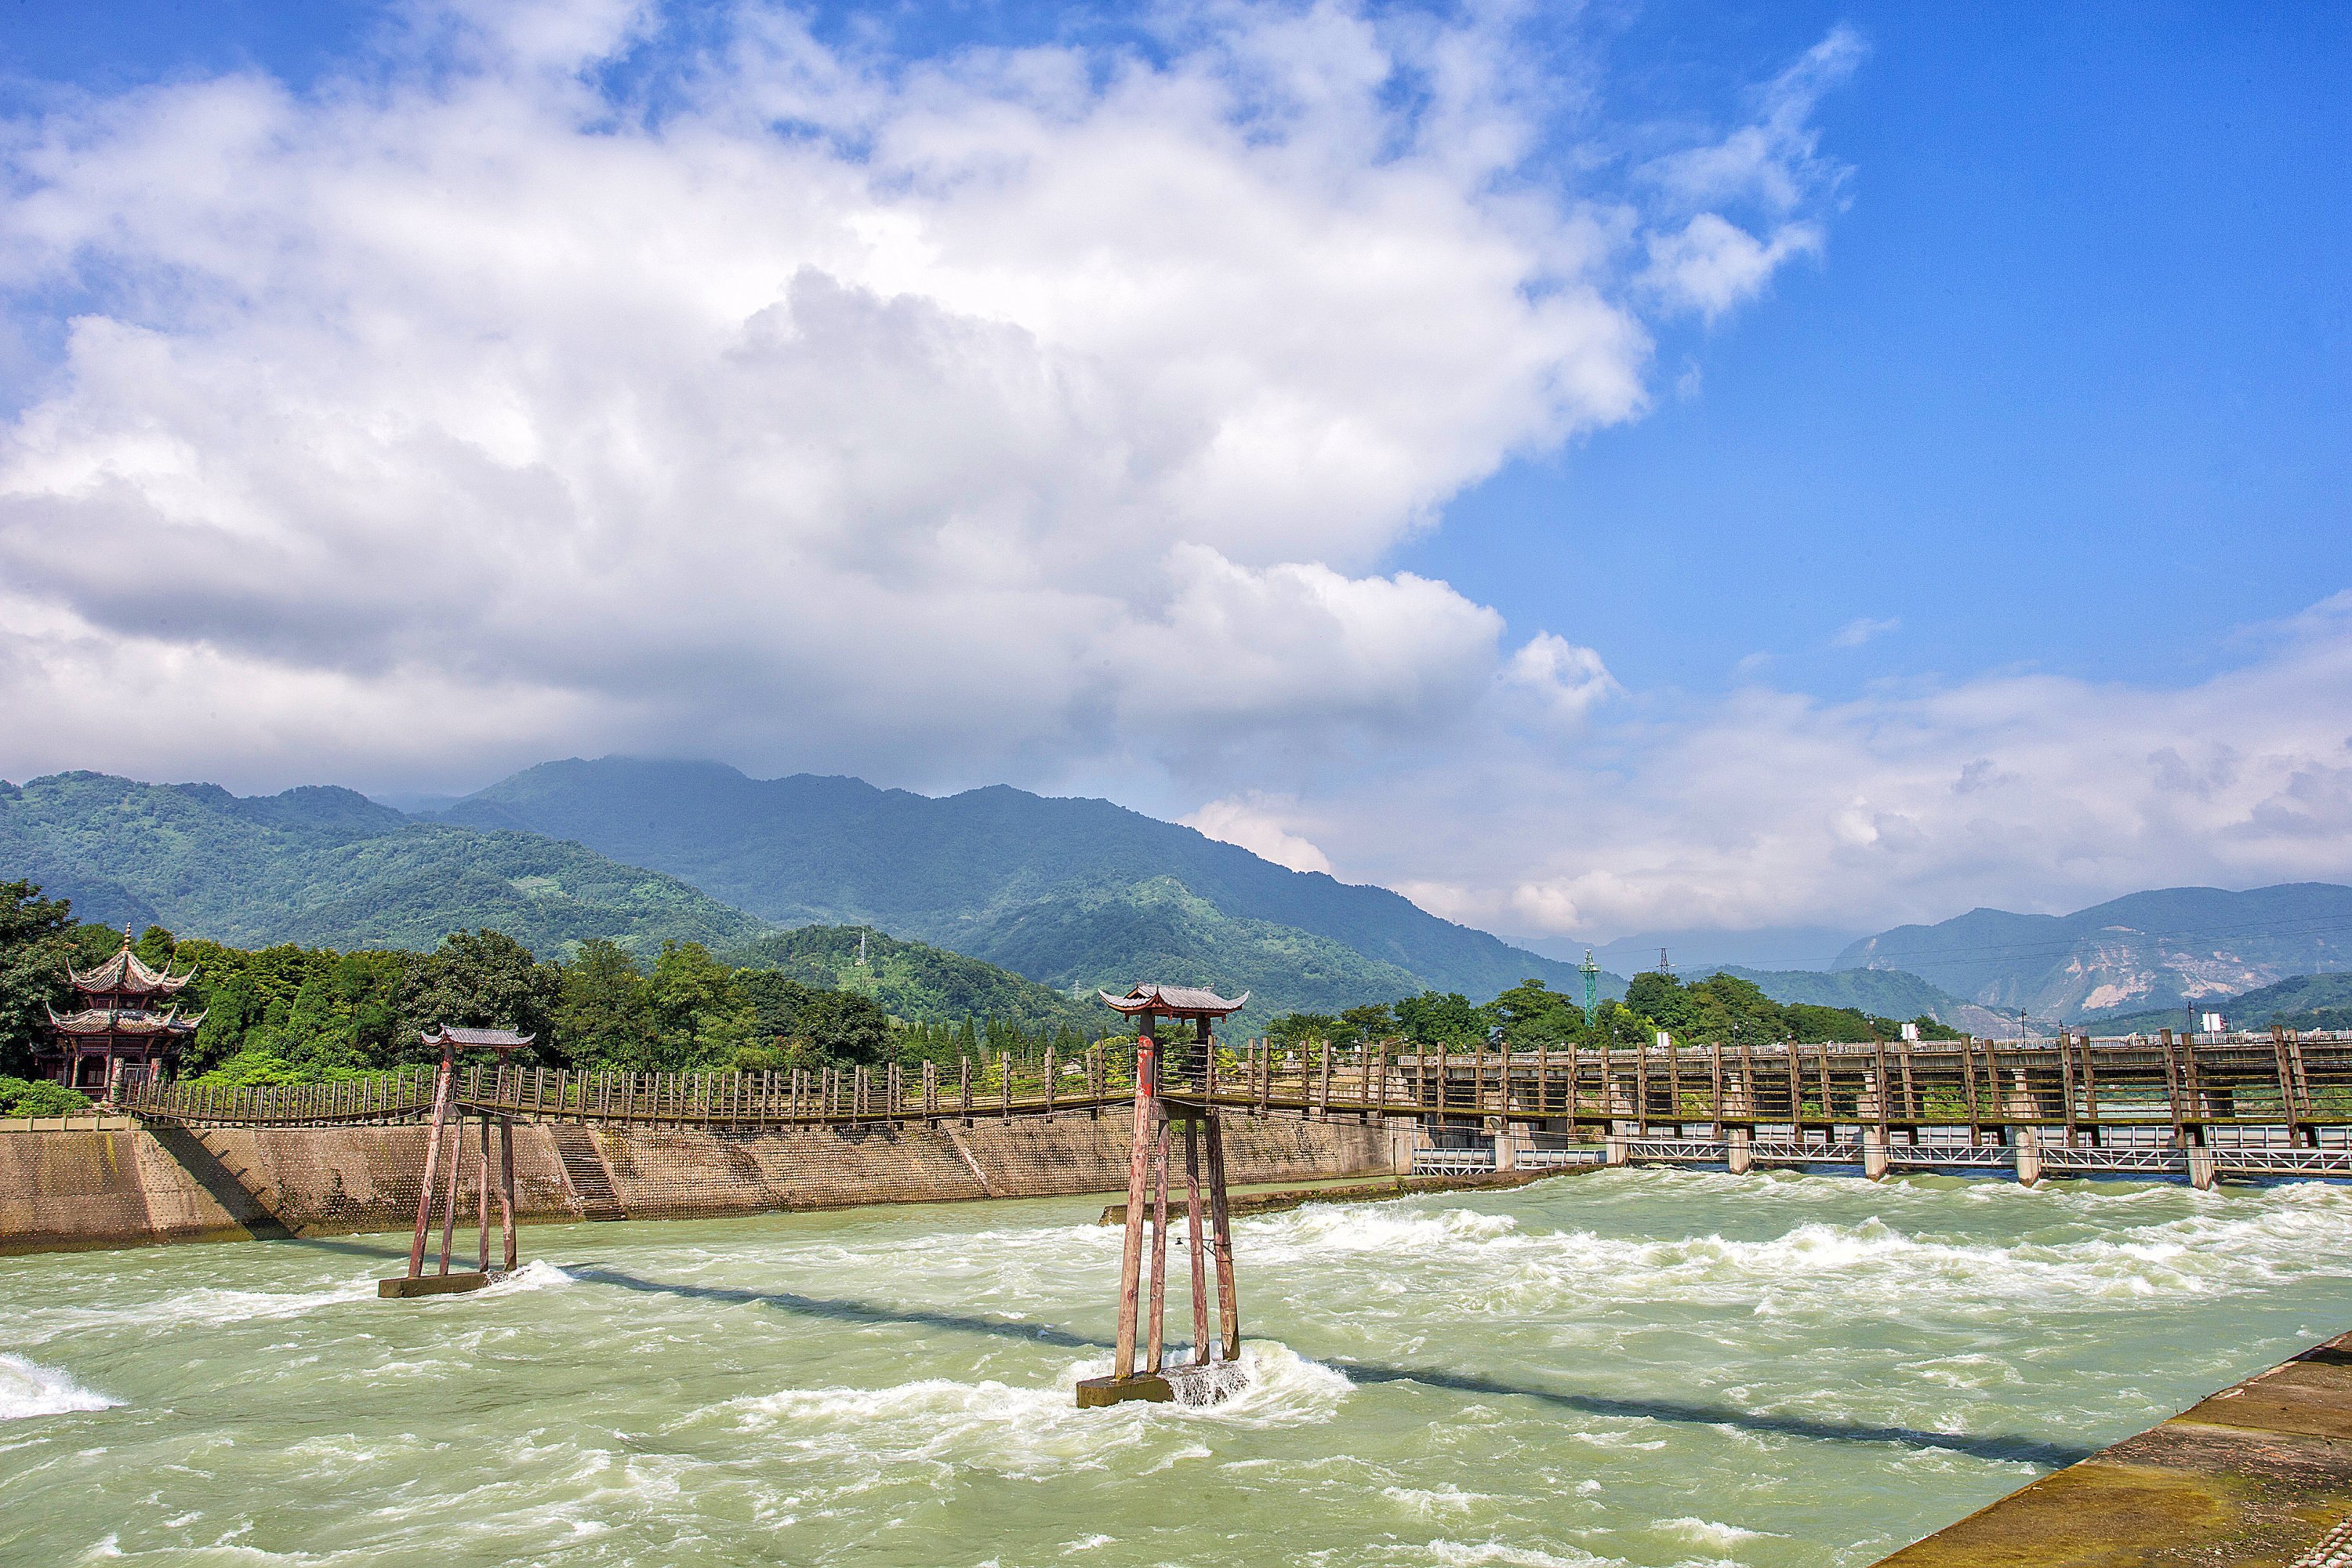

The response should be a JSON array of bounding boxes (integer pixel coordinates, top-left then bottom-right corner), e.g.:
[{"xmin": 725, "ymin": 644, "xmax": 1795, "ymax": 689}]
[{"xmin": 120, "ymin": 1035, "xmax": 2352, "ymax": 1155}]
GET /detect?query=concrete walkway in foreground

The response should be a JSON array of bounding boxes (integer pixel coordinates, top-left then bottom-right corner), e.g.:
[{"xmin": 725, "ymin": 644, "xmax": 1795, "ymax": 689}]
[{"xmin": 1876, "ymin": 1331, "xmax": 2352, "ymax": 1566}]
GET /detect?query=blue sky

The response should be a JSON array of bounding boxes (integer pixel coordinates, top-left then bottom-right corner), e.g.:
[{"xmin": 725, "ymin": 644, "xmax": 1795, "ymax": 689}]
[
  {"xmin": 9, "ymin": 2, "xmax": 2343, "ymax": 702},
  {"xmin": 1415, "ymin": 3, "xmax": 2352, "ymax": 701},
  {"xmin": 1, "ymin": 1, "xmax": 2347, "ymax": 948}
]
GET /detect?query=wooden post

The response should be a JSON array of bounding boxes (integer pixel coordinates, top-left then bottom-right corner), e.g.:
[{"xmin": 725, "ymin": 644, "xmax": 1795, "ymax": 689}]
[
  {"xmin": 2078, "ymin": 1035, "xmax": 2102, "ymax": 1145},
  {"xmin": 498, "ymin": 1116, "xmax": 517, "ymax": 1272},
  {"xmin": 1635, "ymin": 1040, "xmax": 1649, "ymax": 1134},
  {"xmin": 436, "ymin": 1111, "xmax": 463, "ymax": 1276},
  {"xmin": 1113, "ymin": 1031, "xmax": 1157, "ymax": 1379},
  {"xmin": 1664, "ymin": 1037, "xmax": 1680, "ymax": 1131},
  {"xmin": 1963, "ymin": 1038, "xmax": 1982, "ymax": 1145},
  {"xmin": 2180, "ymin": 1032, "xmax": 2205, "ymax": 1129},
  {"xmin": 405, "ymin": 1041, "xmax": 457, "ymax": 1279},
  {"xmin": 2160, "ymin": 1031, "xmax": 2187, "ymax": 1147},
  {"xmin": 2058, "ymin": 1038, "xmax": 2080, "ymax": 1147},
  {"xmin": 1044, "ymin": 1044, "xmax": 1058, "ymax": 1118},
  {"xmin": 1183, "ymin": 1118, "xmax": 1210, "ymax": 1365},
  {"xmin": 474, "ymin": 1113, "xmax": 492, "ymax": 1272},
  {"xmin": 1204, "ymin": 1109, "xmax": 1241, "ymax": 1362},
  {"xmin": 960, "ymin": 1056, "xmax": 972, "ymax": 1123},
  {"xmin": 1873, "ymin": 1043, "xmax": 1891, "ymax": 1142},
  {"xmin": 1146, "ymin": 1117, "xmax": 1171, "ymax": 1373}
]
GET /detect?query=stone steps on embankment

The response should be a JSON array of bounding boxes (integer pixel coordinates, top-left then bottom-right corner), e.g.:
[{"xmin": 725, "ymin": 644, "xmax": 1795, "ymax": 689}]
[{"xmin": 550, "ymin": 1125, "xmax": 627, "ymax": 1220}]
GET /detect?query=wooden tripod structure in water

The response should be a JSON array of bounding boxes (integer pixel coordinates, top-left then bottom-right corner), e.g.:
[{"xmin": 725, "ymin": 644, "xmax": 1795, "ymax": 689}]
[
  {"xmin": 1076, "ymin": 984, "xmax": 1250, "ymax": 1408},
  {"xmin": 379, "ymin": 1025, "xmax": 533, "ymax": 1299}
]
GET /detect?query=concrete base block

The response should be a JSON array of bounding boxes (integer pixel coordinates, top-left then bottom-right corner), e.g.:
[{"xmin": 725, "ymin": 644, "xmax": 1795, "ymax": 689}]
[
  {"xmin": 378, "ymin": 1269, "xmax": 504, "ymax": 1298},
  {"xmin": 2187, "ymin": 1146, "xmax": 2217, "ymax": 1191},
  {"xmin": 1076, "ymin": 1360, "xmax": 1247, "ymax": 1409},
  {"xmin": 1076, "ymin": 1373, "xmax": 1174, "ymax": 1407},
  {"xmin": 1726, "ymin": 1127, "xmax": 1753, "ymax": 1175},
  {"xmin": 1863, "ymin": 1133, "xmax": 1890, "ymax": 1181},
  {"xmin": 2014, "ymin": 1128, "xmax": 2042, "ymax": 1186}
]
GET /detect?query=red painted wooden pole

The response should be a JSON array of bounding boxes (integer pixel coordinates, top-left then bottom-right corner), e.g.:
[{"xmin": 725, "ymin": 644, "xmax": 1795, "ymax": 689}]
[
  {"xmin": 1114, "ymin": 1028, "xmax": 1157, "ymax": 1379},
  {"xmin": 405, "ymin": 1042, "xmax": 456, "ymax": 1279}
]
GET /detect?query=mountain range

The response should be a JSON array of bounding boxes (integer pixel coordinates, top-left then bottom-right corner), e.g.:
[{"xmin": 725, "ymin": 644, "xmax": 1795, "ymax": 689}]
[
  {"xmin": 428, "ymin": 757, "xmax": 1621, "ymax": 1024},
  {"xmin": 1835, "ymin": 883, "xmax": 2352, "ymax": 1021},
  {"xmin": 0, "ymin": 771, "xmax": 763, "ymax": 959},
  {"xmin": 1, "ymin": 762, "xmax": 1622, "ymax": 1031},
  {"xmin": 13, "ymin": 760, "xmax": 2350, "ymax": 1036}
]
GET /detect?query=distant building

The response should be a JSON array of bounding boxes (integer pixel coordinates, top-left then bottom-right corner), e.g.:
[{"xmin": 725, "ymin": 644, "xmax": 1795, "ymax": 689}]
[{"xmin": 38, "ymin": 927, "xmax": 205, "ymax": 1090}]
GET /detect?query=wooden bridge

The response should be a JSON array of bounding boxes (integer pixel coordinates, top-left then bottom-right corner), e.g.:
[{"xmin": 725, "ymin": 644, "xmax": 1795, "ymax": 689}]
[{"xmin": 119, "ymin": 1031, "xmax": 2352, "ymax": 1179}]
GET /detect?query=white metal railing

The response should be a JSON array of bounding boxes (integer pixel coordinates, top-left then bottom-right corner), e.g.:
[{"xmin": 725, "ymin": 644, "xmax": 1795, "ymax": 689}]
[
  {"xmin": 1515, "ymin": 1145, "xmax": 1606, "ymax": 1168},
  {"xmin": 2220, "ymin": 1149, "xmax": 2352, "ymax": 1175}
]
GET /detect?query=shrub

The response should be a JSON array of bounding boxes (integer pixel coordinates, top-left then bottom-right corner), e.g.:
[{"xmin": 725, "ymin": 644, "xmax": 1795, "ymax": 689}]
[{"xmin": 0, "ymin": 1076, "xmax": 94, "ymax": 1116}]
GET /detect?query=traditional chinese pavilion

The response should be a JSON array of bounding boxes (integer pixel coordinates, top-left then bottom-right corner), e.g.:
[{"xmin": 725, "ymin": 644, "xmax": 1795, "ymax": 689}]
[{"xmin": 38, "ymin": 927, "xmax": 204, "ymax": 1090}]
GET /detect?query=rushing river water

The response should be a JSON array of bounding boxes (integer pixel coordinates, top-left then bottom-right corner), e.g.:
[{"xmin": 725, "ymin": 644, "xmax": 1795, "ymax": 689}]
[{"xmin": 4, "ymin": 1167, "xmax": 2350, "ymax": 1567}]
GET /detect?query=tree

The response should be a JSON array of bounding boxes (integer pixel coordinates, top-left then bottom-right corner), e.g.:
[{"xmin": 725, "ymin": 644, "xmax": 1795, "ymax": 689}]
[
  {"xmin": 1338, "ymin": 1002, "xmax": 1398, "ymax": 1043},
  {"xmin": 793, "ymin": 989, "xmax": 892, "ymax": 1064},
  {"xmin": 557, "ymin": 938, "xmax": 656, "ymax": 1069},
  {"xmin": 1395, "ymin": 990, "xmax": 1482, "ymax": 1050},
  {"xmin": 646, "ymin": 940, "xmax": 757, "ymax": 1069},
  {"xmin": 1485, "ymin": 978, "xmax": 1584, "ymax": 1047},
  {"xmin": 0, "ymin": 880, "xmax": 78, "ymax": 1078},
  {"xmin": 1267, "ymin": 1012, "xmax": 1340, "ymax": 1050},
  {"xmin": 400, "ymin": 929, "xmax": 561, "ymax": 1058}
]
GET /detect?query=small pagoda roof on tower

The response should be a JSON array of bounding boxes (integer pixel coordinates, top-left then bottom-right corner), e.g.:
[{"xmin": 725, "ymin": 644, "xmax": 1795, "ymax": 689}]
[
  {"xmin": 419, "ymin": 1025, "xmax": 534, "ymax": 1051},
  {"xmin": 1098, "ymin": 984, "xmax": 1250, "ymax": 1018},
  {"xmin": 71, "ymin": 927, "xmax": 197, "ymax": 997}
]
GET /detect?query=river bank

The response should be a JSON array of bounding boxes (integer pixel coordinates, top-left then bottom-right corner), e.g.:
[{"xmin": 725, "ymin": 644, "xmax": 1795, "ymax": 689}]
[{"xmin": 0, "ymin": 1113, "xmax": 1393, "ymax": 1255}]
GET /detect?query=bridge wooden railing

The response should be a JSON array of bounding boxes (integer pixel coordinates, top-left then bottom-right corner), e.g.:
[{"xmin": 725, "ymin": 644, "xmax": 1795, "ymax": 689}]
[{"xmin": 118, "ymin": 1031, "xmax": 2352, "ymax": 1142}]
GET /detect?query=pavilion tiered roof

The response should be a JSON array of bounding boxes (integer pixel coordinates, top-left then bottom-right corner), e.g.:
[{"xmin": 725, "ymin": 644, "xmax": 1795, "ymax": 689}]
[{"xmin": 70, "ymin": 928, "xmax": 198, "ymax": 997}]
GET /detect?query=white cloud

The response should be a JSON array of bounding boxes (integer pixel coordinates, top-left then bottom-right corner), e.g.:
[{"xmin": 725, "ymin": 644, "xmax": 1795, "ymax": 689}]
[
  {"xmin": 1831, "ymin": 615, "xmax": 1900, "ymax": 648},
  {"xmin": 1501, "ymin": 632, "xmax": 1620, "ymax": 726},
  {"xmin": 1324, "ymin": 593, "xmax": 2352, "ymax": 940},
  {"xmin": 0, "ymin": 2, "xmax": 1846, "ymax": 794},
  {"xmin": 1642, "ymin": 212, "xmax": 1822, "ymax": 319},
  {"xmin": 1182, "ymin": 793, "xmax": 1334, "ymax": 875}
]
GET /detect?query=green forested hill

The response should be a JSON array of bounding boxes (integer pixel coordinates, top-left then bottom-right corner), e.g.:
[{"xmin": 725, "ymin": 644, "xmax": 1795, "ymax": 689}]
[
  {"xmin": 731, "ymin": 925, "xmax": 1105, "ymax": 1034},
  {"xmin": 437, "ymin": 757, "xmax": 1595, "ymax": 1021},
  {"xmin": 1704, "ymin": 966, "xmax": 1977, "ymax": 1026},
  {"xmin": 0, "ymin": 771, "xmax": 766, "ymax": 959}
]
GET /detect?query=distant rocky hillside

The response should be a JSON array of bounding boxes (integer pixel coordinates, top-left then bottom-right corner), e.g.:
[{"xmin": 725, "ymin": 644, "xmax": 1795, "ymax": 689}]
[
  {"xmin": 1700, "ymin": 965, "xmax": 2003, "ymax": 1033},
  {"xmin": 2088, "ymin": 972, "xmax": 2352, "ymax": 1036},
  {"xmin": 1835, "ymin": 884, "xmax": 2352, "ymax": 1021},
  {"xmin": 434, "ymin": 756, "xmax": 1614, "ymax": 1022},
  {"xmin": 0, "ymin": 771, "xmax": 768, "ymax": 960}
]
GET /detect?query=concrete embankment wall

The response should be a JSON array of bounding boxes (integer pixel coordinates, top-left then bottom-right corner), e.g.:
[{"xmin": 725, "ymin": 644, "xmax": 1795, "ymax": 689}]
[{"xmin": 0, "ymin": 1112, "xmax": 1395, "ymax": 1255}]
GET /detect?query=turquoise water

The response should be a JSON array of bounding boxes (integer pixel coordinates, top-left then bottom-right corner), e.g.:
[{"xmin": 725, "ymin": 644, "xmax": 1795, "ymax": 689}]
[{"xmin": 4, "ymin": 1167, "xmax": 2350, "ymax": 1566}]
